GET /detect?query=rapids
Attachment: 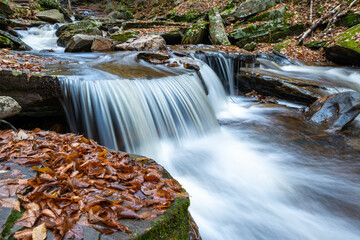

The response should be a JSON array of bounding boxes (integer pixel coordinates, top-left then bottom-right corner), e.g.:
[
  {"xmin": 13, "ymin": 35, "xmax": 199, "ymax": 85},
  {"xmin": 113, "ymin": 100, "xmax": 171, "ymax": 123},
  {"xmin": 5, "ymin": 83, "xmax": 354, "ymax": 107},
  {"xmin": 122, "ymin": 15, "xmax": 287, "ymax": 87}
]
[{"xmin": 18, "ymin": 25, "xmax": 360, "ymax": 240}]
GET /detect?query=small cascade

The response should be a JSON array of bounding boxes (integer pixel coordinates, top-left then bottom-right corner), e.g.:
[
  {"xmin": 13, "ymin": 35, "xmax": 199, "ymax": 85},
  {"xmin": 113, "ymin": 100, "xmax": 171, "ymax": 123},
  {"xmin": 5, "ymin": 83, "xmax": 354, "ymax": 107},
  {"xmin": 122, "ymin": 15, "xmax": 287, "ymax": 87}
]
[
  {"xmin": 16, "ymin": 24, "xmax": 63, "ymax": 52},
  {"xmin": 192, "ymin": 51, "xmax": 255, "ymax": 95},
  {"xmin": 59, "ymin": 54, "xmax": 226, "ymax": 155}
]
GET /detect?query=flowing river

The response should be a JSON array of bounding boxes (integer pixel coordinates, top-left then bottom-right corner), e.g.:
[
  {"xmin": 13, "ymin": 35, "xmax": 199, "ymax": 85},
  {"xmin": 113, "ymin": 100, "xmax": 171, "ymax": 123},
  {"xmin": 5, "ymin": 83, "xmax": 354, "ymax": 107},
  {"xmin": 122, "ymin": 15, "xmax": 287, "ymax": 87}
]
[{"xmin": 18, "ymin": 25, "xmax": 360, "ymax": 240}]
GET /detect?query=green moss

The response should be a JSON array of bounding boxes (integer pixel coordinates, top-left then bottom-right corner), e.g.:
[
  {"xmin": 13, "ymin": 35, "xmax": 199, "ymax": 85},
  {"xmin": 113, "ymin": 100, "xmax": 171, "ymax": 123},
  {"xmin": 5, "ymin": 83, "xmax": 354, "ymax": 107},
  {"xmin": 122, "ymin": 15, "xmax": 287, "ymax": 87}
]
[
  {"xmin": 333, "ymin": 24, "xmax": 360, "ymax": 54},
  {"xmin": 182, "ymin": 20, "xmax": 208, "ymax": 44},
  {"xmin": 1, "ymin": 209, "xmax": 23, "ymax": 240},
  {"xmin": 247, "ymin": 6, "xmax": 286, "ymax": 23},
  {"xmin": 111, "ymin": 31, "xmax": 139, "ymax": 42},
  {"xmin": 0, "ymin": 36, "xmax": 13, "ymax": 48},
  {"xmin": 343, "ymin": 13, "xmax": 360, "ymax": 27},
  {"xmin": 136, "ymin": 198, "xmax": 190, "ymax": 240},
  {"xmin": 305, "ymin": 40, "xmax": 328, "ymax": 49}
]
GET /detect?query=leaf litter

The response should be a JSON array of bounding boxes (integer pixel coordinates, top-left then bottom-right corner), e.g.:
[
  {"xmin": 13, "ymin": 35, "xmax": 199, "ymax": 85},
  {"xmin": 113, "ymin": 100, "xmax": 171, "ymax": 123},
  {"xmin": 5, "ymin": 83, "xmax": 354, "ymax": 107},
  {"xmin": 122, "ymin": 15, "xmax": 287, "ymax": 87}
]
[{"xmin": 0, "ymin": 129, "xmax": 188, "ymax": 239}]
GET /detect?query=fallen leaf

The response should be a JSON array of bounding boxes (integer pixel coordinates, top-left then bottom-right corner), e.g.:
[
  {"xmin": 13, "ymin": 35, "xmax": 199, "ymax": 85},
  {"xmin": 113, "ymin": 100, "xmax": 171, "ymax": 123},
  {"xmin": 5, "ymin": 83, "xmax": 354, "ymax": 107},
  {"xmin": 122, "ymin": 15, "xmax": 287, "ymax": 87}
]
[
  {"xmin": 14, "ymin": 229, "xmax": 33, "ymax": 240},
  {"xmin": 0, "ymin": 198, "xmax": 21, "ymax": 211},
  {"xmin": 32, "ymin": 223, "xmax": 47, "ymax": 240}
]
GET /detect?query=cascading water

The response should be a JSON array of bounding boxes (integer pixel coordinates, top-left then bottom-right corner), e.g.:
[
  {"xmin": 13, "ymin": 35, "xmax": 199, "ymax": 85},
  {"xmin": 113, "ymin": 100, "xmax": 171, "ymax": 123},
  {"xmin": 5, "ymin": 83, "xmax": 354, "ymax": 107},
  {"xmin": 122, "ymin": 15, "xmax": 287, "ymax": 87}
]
[
  {"xmin": 17, "ymin": 24, "xmax": 63, "ymax": 52},
  {"xmin": 20, "ymin": 26, "xmax": 360, "ymax": 240}
]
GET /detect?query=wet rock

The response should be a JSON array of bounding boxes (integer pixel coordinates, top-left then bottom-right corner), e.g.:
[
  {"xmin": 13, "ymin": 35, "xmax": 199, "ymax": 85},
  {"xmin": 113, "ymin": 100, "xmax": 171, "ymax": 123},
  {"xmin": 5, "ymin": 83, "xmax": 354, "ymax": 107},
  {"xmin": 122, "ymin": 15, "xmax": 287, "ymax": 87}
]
[
  {"xmin": 209, "ymin": 7, "xmax": 230, "ymax": 46},
  {"xmin": 136, "ymin": 52, "xmax": 171, "ymax": 64},
  {"xmin": 324, "ymin": 24, "xmax": 360, "ymax": 66},
  {"xmin": 91, "ymin": 36, "xmax": 113, "ymax": 52},
  {"xmin": 56, "ymin": 20, "xmax": 102, "ymax": 47},
  {"xmin": 0, "ymin": 96, "xmax": 21, "ymax": 119},
  {"xmin": 167, "ymin": 61, "xmax": 179, "ymax": 67},
  {"xmin": 229, "ymin": 20, "xmax": 304, "ymax": 47},
  {"xmin": 160, "ymin": 29, "xmax": 183, "ymax": 45},
  {"xmin": 305, "ymin": 91, "xmax": 360, "ymax": 130},
  {"xmin": 65, "ymin": 34, "xmax": 96, "ymax": 52},
  {"xmin": 36, "ymin": 9, "xmax": 65, "ymax": 24},
  {"xmin": 0, "ymin": 29, "xmax": 31, "ymax": 50},
  {"xmin": 181, "ymin": 20, "xmax": 209, "ymax": 44},
  {"xmin": 183, "ymin": 62, "xmax": 200, "ymax": 71},
  {"xmin": 237, "ymin": 68, "xmax": 343, "ymax": 105},
  {"xmin": 233, "ymin": 0, "xmax": 278, "ymax": 19},
  {"xmin": 114, "ymin": 35, "xmax": 166, "ymax": 51},
  {"xmin": 256, "ymin": 50, "xmax": 299, "ymax": 65}
]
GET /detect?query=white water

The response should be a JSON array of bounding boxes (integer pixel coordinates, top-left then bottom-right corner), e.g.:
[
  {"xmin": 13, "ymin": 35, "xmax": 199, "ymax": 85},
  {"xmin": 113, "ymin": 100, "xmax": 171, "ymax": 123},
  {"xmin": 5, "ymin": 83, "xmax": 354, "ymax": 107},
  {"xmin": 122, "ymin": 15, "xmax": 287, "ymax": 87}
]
[
  {"xmin": 17, "ymin": 24, "xmax": 64, "ymax": 52},
  {"xmin": 20, "ymin": 26, "xmax": 360, "ymax": 240}
]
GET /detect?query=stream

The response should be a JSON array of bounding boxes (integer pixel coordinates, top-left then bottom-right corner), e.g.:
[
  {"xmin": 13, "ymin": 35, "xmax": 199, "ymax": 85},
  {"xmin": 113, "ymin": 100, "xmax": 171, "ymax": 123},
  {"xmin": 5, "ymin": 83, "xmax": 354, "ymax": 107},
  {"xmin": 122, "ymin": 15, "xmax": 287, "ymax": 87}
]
[{"xmin": 17, "ymin": 25, "xmax": 360, "ymax": 240}]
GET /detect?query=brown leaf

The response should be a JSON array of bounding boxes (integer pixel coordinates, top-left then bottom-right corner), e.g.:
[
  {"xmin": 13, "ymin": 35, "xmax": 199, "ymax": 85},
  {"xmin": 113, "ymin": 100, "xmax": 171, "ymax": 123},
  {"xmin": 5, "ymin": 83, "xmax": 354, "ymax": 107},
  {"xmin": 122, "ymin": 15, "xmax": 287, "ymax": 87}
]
[
  {"xmin": 14, "ymin": 229, "xmax": 33, "ymax": 240},
  {"xmin": 0, "ymin": 198, "xmax": 21, "ymax": 211},
  {"xmin": 32, "ymin": 223, "xmax": 47, "ymax": 240},
  {"xmin": 16, "ymin": 210, "xmax": 38, "ymax": 227},
  {"xmin": 64, "ymin": 224, "xmax": 84, "ymax": 240}
]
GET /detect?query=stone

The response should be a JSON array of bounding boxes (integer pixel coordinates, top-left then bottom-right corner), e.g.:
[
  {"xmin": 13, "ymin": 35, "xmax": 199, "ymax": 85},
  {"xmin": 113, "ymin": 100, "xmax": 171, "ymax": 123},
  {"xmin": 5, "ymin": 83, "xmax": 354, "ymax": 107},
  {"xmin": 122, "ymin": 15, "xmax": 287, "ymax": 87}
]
[
  {"xmin": 181, "ymin": 20, "xmax": 209, "ymax": 44},
  {"xmin": 0, "ymin": 36, "xmax": 13, "ymax": 49},
  {"xmin": 305, "ymin": 91, "xmax": 360, "ymax": 130},
  {"xmin": 36, "ymin": 9, "xmax": 65, "ymax": 24},
  {"xmin": 305, "ymin": 41, "xmax": 328, "ymax": 50},
  {"xmin": 91, "ymin": 36, "xmax": 113, "ymax": 52},
  {"xmin": 65, "ymin": 34, "xmax": 96, "ymax": 52},
  {"xmin": 136, "ymin": 52, "xmax": 171, "ymax": 65},
  {"xmin": 0, "ymin": 96, "xmax": 21, "ymax": 119},
  {"xmin": 324, "ymin": 24, "xmax": 360, "ymax": 66},
  {"xmin": 0, "ymin": 29, "xmax": 31, "ymax": 50},
  {"xmin": 237, "ymin": 68, "xmax": 348, "ymax": 105},
  {"xmin": 56, "ymin": 20, "xmax": 102, "ymax": 47},
  {"xmin": 243, "ymin": 42, "xmax": 256, "ymax": 51},
  {"xmin": 247, "ymin": 5, "xmax": 286, "ymax": 23},
  {"xmin": 233, "ymin": 0, "xmax": 278, "ymax": 19},
  {"xmin": 0, "ymin": 70, "xmax": 62, "ymax": 117},
  {"xmin": 229, "ymin": 20, "xmax": 304, "ymax": 47},
  {"xmin": 208, "ymin": 7, "xmax": 230, "ymax": 46},
  {"xmin": 114, "ymin": 35, "xmax": 166, "ymax": 51}
]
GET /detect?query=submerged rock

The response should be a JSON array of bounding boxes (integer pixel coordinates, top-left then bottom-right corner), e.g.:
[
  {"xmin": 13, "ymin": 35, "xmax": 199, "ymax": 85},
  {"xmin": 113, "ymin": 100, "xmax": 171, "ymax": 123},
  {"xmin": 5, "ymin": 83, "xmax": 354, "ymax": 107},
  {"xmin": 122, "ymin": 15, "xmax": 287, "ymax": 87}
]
[
  {"xmin": 325, "ymin": 24, "xmax": 360, "ymax": 66},
  {"xmin": 209, "ymin": 7, "xmax": 230, "ymax": 46},
  {"xmin": 181, "ymin": 20, "xmax": 209, "ymax": 44},
  {"xmin": 114, "ymin": 35, "xmax": 166, "ymax": 51},
  {"xmin": 305, "ymin": 92, "xmax": 360, "ymax": 130},
  {"xmin": 136, "ymin": 52, "xmax": 171, "ymax": 64},
  {"xmin": 36, "ymin": 9, "xmax": 65, "ymax": 24},
  {"xmin": 0, "ymin": 96, "xmax": 21, "ymax": 119}
]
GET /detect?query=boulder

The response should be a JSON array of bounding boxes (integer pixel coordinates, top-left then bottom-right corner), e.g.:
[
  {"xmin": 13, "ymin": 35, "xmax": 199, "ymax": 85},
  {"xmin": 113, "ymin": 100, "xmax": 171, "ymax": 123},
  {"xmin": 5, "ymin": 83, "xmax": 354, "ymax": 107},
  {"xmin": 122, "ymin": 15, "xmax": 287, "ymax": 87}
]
[
  {"xmin": 160, "ymin": 29, "xmax": 183, "ymax": 45},
  {"xmin": 305, "ymin": 91, "xmax": 360, "ymax": 130},
  {"xmin": 91, "ymin": 36, "xmax": 113, "ymax": 52},
  {"xmin": 233, "ymin": 0, "xmax": 278, "ymax": 19},
  {"xmin": 0, "ymin": 36, "xmax": 13, "ymax": 49},
  {"xmin": 324, "ymin": 24, "xmax": 360, "ymax": 66},
  {"xmin": 181, "ymin": 20, "xmax": 209, "ymax": 44},
  {"xmin": 0, "ymin": 96, "xmax": 21, "ymax": 119},
  {"xmin": 0, "ymin": 29, "xmax": 31, "ymax": 50},
  {"xmin": 36, "ymin": 9, "xmax": 65, "ymax": 24},
  {"xmin": 208, "ymin": 7, "xmax": 230, "ymax": 46},
  {"xmin": 247, "ymin": 5, "xmax": 286, "ymax": 23},
  {"xmin": 114, "ymin": 35, "xmax": 166, "ymax": 51},
  {"xmin": 229, "ymin": 20, "xmax": 304, "ymax": 47},
  {"xmin": 65, "ymin": 34, "xmax": 96, "ymax": 52},
  {"xmin": 56, "ymin": 20, "xmax": 102, "ymax": 47}
]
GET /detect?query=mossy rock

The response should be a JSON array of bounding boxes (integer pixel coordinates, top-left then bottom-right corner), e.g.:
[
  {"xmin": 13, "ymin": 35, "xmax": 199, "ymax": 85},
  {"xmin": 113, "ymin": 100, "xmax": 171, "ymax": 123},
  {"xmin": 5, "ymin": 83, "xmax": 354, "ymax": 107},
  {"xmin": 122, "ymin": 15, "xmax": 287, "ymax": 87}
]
[
  {"xmin": 233, "ymin": 0, "xmax": 278, "ymax": 19},
  {"xmin": 160, "ymin": 29, "xmax": 184, "ymax": 45},
  {"xmin": 209, "ymin": 7, "xmax": 231, "ymax": 46},
  {"xmin": 182, "ymin": 20, "xmax": 209, "ymax": 44},
  {"xmin": 0, "ymin": 35, "xmax": 13, "ymax": 49},
  {"xmin": 305, "ymin": 41, "xmax": 328, "ymax": 50},
  {"xmin": 337, "ymin": 13, "xmax": 360, "ymax": 27},
  {"xmin": 325, "ymin": 24, "xmax": 360, "ymax": 65},
  {"xmin": 56, "ymin": 20, "xmax": 102, "ymax": 47},
  {"xmin": 166, "ymin": 9, "xmax": 201, "ymax": 23},
  {"xmin": 229, "ymin": 20, "xmax": 304, "ymax": 47},
  {"xmin": 111, "ymin": 31, "xmax": 139, "ymax": 43},
  {"xmin": 220, "ymin": 3, "xmax": 236, "ymax": 19},
  {"xmin": 247, "ymin": 5, "xmax": 286, "ymax": 23}
]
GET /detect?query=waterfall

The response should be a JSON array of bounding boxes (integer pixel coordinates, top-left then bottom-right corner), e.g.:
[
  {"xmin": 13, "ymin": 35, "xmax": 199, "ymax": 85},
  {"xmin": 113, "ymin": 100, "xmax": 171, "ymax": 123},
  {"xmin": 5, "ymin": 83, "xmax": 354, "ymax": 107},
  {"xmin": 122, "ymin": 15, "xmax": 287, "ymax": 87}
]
[{"xmin": 59, "ymin": 56, "xmax": 226, "ymax": 155}]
